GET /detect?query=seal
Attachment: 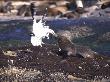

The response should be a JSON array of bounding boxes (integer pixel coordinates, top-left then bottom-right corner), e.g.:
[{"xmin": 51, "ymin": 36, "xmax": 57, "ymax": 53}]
[
  {"xmin": 57, "ymin": 35, "xmax": 95, "ymax": 58},
  {"xmin": 75, "ymin": 45, "xmax": 95, "ymax": 58},
  {"xmin": 57, "ymin": 35, "xmax": 76, "ymax": 57}
]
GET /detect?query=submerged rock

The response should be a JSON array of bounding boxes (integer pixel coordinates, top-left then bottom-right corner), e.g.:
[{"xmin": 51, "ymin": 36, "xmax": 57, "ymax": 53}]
[{"xmin": 98, "ymin": 32, "xmax": 110, "ymax": 43}]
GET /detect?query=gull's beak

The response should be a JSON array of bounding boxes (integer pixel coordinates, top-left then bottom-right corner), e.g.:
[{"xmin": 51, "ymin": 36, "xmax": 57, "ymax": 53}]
[{"xmin": 30, "ymin": 33, "xmax": 35, "ymax": 36}]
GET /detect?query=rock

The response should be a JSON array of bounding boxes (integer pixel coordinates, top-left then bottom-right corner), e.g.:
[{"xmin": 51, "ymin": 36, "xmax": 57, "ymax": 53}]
[
  {"xmin": 57, "ymin": 26, "xmax": 95, "ymax": 41},
  {"xmin": 101, "ymin": 1, "xmax": 110, "ymax": 9},
  {"xmin": 60, "ymin": 11, "xmax": 80, "ymax": 19},
  {"xmin": 81, "ymin": 5, "xmax": 99, "ymax": 17},
  {"xmin": 0, "ymin": 44, "xmax": 109, "ymax": 81},
  {"xmin": 2, "ymin": 50, "xmax": 17, "ymax": 57},
  {"xmin": 0, "ymin": 1, "xmax": 13, "ymax": 13},
  {"xmin": 68, "ymin": 75, "xmax": 83, "ymax": 81},
  {"xmin": 98, "ymin": 32, "xmax": 110, "ymax": 43},
  {"xmin": 47, "ymin": 5, "xmax": 67, "ymax": 16},
  {"xmin": 17, "ymin": 4, "xmax": 31, "ymax": 16},
  {"xmin": 70, "ymin": 26, "xmax": 94, "ymax": 38}
]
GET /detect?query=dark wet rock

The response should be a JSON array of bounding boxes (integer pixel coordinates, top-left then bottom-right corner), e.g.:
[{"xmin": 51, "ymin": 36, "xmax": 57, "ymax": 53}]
[
  {"xmin": 101, "ymin": 1, "xmax": 110, "ymax": 9},
  {"xmin": 81, "ymin": 5, "xmax": 100, "ymax": 17},
  {"xmin": 60, "ymin": 11, "xmax": 80, "ymax": 19},
  {"xmin": 98, "ymin": 32, "xmax": 110, "ymax": 43},
  {"xmin": 57, "ymin": 26, "xmax": 95, "ymax": 40},
  {"xmin": 81, "ymin": 4, "xmax": 110, "ymax": 17},
  {"xmin": 97, "ymin": 8, "xmax": 110, "ymax": 17},
  {"xmin": 47, "ymin": 1, "xmax": 72, "ymax": 17},
  {"xmin": 47, "ymin": 1, "xmax": 82, "ymax": 18},
  {"xmin": 47, "ymin": 5, "xmax": 66, "ymax": 16},
  {"xmin": 0, "ymin": 44, "xmax": 109, "ymax": 81},
  {"xmin": 0, "ymin": 1, "xmax": 13, "ymax": 13},
  {"xmin": 17, "ymin": 5, "xmax": 31, "ymax": 17},
  {"xmin": 70, "ymin": 26, "xmax": 95, "ymax": 38},
  {"xmin": 57, "ymin": 26, "xmax": 95, "ymax": 41},
  {"xmin": 17, "ymin": 3, "xmax": 46, "ymax": 17}
]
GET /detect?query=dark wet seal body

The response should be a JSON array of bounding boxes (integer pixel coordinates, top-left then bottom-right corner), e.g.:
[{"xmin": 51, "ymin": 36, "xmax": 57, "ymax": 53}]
[
  {"xmin": 75, "ymin": 45, "xmax": 95, "ymax": 58},
  {"xmin": 57, "ymin": 35, "xmax": 95, "ymax": 58},
  {"xmin": 57, "ymin": 35, "xmax": 76, "ymax": 57}
]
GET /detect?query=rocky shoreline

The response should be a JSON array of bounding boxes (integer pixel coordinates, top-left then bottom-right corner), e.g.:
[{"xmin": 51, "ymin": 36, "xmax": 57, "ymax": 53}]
[
  {"xmin": 0, "ymin": 0, "xmax": 110, "ymax": 18},
  {"xmin": 0, "ymin": 7, "xmax": 110, "ymax": 82},
  {"xmin": 0, "ymin": 44, "xmax": 110, "ymax": 82}
]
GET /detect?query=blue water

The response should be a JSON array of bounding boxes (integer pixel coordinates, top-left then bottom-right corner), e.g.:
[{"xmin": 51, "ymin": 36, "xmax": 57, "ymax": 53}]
[{"xmin": 0, "ymin": 17, "xmax": 110, "ymax": 55}]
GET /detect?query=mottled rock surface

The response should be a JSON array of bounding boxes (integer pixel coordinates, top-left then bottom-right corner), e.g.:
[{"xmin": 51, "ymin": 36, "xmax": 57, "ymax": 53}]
[{"xmin": 0, "ymin": 44, "xmax": 110, "ymax": 82}]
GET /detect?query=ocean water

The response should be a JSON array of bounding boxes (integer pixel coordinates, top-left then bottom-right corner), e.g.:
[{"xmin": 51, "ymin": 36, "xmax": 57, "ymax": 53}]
[{"xmin": 0, "ymin": 17, "xmax": 110, "ymax": 55}]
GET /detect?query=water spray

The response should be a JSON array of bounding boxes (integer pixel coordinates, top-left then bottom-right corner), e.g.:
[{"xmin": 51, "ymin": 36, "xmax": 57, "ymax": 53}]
[{"xmin": 30, "ymin": 6, "xmax": 56, "ymax": 46}]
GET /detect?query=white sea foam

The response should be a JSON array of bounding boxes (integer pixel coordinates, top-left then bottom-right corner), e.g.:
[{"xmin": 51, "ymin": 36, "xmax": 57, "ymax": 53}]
[{"xmin": 31, "ymin": 18, "xmax": 55, "ymax": 46}]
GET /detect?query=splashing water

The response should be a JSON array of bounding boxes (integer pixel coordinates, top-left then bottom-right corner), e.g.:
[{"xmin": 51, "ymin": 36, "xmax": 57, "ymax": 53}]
[{"xmin": 31, "ymin": 18, "xmax": 56, "ymax": 46}]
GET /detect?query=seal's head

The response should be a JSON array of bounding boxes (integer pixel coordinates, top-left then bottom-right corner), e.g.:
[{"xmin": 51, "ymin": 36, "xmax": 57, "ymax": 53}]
[
  {"xmin": 57, "ymin": 35, "xmax": 72, "ymax": 48},
  {"xmin": 57, "ymin": 35, "xmax": 76, "ymax": 57}
]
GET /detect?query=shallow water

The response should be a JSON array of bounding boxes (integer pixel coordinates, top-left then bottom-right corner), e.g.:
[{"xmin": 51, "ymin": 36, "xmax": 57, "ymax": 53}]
[{"xmin": 0, "ymin": 17, "xmax": 110, "ymax": 55}]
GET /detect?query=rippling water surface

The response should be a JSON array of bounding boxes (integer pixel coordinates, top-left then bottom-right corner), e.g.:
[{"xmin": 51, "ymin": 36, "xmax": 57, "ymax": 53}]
[{"xmin": 0, "ymin": 17, "xmax": 110, "ymax": 55}]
